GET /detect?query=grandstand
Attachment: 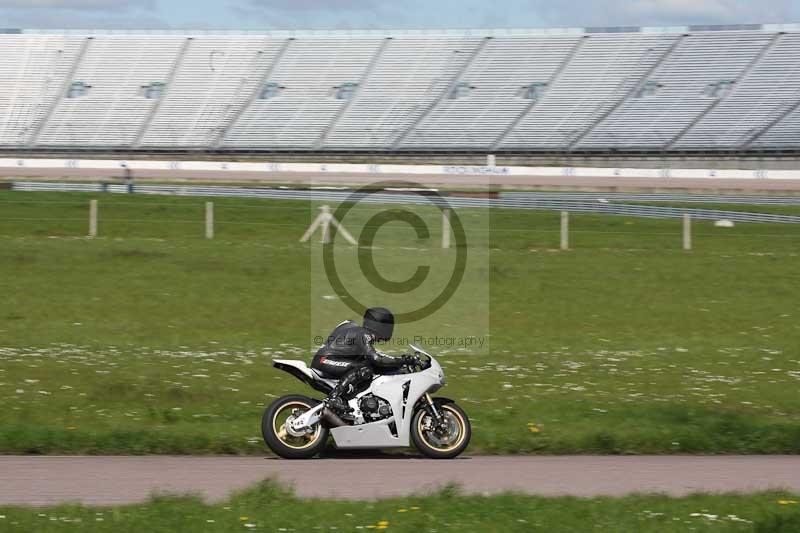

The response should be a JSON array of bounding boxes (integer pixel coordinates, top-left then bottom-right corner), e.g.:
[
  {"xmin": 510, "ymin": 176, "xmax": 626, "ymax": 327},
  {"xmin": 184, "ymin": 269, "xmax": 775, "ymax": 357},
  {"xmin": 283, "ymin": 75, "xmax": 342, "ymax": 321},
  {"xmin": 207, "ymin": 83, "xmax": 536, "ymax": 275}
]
[{"xmin": 0, "ymin": 24, "xmax": 799, "ymax": 155}]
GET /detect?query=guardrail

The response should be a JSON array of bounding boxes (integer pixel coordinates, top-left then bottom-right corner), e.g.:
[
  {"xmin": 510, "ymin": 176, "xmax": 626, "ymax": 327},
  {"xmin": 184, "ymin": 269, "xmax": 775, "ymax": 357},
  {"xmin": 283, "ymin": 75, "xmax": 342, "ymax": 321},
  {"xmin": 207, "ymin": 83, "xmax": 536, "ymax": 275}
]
[
  {"xmin": 503, "ymin": 191, "xmax": 800, "ymax": 206},
  {"xmin": 11, "ymin": 181, "xmax": 800, "ymax": 225}
]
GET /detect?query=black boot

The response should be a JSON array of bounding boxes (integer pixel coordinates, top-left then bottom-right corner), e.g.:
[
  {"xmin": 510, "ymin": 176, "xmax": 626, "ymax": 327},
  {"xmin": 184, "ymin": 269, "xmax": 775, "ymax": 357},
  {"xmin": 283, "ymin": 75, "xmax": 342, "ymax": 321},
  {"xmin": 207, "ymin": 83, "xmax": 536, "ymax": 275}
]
[{"xmin": 326, "ymin": 367, "xmax": 366, "ymax": 416}]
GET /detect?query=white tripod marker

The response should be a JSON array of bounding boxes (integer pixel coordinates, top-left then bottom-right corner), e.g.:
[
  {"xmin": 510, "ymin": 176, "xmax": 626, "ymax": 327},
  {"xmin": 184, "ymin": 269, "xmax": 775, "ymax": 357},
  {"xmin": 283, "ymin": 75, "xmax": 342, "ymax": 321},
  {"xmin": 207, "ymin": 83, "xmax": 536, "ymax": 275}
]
[{"xmin": 300, "ymin": 205, "xmax": 358, "ymax": 245}]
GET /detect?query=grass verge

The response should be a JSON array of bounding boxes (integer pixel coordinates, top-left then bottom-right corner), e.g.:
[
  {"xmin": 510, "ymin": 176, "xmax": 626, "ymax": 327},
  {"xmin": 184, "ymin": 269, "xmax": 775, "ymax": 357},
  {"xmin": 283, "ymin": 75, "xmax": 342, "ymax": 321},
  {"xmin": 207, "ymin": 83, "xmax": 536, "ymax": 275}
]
[{"xmin": 1, "ymin": 482, "xmax": 800, "ymax": 532}]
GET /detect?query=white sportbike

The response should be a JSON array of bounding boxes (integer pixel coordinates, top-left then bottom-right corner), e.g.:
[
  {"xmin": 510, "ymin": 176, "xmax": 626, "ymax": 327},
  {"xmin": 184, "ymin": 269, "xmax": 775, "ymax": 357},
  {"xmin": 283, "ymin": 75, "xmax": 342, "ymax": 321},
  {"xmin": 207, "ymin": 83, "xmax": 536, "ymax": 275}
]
[{"xmin": 262, "ymin": 344, "xmax": 471, "ymax": 459}]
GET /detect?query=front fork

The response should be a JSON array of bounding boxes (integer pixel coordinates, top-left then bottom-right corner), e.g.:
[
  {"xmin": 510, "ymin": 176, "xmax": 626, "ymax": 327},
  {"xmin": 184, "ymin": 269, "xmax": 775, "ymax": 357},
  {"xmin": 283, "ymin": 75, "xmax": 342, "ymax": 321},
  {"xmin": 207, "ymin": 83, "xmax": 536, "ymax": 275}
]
[{"xmin": 425, "ymin": 393, "xmax": 444, "ymax": 427}]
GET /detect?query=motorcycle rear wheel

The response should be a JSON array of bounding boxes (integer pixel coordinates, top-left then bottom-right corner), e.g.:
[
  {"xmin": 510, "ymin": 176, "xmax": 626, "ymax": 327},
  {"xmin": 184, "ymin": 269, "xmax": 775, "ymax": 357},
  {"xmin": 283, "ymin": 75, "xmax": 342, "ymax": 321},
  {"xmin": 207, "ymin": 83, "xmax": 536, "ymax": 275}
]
[{"xmin": 262, "ymin": 395, "xmax": 328, "ymax": 459}]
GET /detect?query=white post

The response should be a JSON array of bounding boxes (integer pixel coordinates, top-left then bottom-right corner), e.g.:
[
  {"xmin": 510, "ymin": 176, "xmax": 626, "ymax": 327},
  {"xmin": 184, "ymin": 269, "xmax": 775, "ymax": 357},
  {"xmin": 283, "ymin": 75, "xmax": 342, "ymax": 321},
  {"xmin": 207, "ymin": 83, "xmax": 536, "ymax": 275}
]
[
  {"xmin": 560, "ymin": 211, "xmax": 569, "ymax": 251},
  {"xmin": 89, "ymin": 199, "xmax": 97, "ymax": 238},
  {"xmin": 486, "ymin": 154, "xmax": 496, "ymax": 167},
  {"xmin": 683, "ymin": 213, "xmax": 692, "ymax": 251},
  {"xmin": 442, "ymin": 208, "xmax": 452, "ymax": 249},
  {"xmin": 205, "ymin": 201, "xmax": 214, "ymax": 240}
]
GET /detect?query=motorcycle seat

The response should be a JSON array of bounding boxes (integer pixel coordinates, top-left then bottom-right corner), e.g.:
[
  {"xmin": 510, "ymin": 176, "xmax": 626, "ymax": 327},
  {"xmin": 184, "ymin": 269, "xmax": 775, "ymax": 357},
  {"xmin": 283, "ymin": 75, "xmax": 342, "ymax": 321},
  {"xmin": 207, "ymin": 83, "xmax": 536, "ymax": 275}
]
[{"xmin": 311, "ymin": 368, "xmax": 338, "ymax": 384}]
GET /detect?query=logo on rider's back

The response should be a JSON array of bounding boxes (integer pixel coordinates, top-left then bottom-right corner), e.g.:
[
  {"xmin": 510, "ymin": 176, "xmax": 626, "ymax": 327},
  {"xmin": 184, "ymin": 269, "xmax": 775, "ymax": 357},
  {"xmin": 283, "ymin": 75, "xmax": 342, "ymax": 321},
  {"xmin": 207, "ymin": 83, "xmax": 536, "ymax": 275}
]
[{"xmin": 319, "ymin": 357, "xmax": 351, "ymax": 368}]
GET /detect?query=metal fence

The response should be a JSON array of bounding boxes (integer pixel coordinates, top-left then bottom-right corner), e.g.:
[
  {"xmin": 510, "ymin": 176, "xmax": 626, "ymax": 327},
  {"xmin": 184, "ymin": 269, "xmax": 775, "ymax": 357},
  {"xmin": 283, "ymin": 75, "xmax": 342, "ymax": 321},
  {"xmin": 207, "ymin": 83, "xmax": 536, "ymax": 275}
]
[
  {"xmin": 11, "ymin": 181, "xmax": 800, "ymax": 225},
  {"xmin": 503, "ymin": 191, "xmax": 800, "ymax": 206}
]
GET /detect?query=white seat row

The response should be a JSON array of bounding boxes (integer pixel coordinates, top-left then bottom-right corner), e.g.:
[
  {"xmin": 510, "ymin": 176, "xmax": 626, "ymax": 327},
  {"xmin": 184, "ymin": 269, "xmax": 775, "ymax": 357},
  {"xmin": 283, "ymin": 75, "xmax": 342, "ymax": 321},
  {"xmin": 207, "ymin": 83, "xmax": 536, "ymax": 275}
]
[{"xmin": 0, "ymin": 28, "xmax": 797, "ymax": 152}]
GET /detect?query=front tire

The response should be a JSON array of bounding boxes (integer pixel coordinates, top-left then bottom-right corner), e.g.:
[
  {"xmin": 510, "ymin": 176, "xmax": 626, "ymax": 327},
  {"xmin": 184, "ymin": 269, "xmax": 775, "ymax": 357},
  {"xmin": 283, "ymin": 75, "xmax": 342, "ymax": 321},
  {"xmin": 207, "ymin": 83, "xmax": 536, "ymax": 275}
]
[
  {"xmin": 411, "ymin": 401, "xmax": 471, "ymax": 459},
  {"xmin": 262, "ymin": 395, "xmax": 328, "ymax": 459}
]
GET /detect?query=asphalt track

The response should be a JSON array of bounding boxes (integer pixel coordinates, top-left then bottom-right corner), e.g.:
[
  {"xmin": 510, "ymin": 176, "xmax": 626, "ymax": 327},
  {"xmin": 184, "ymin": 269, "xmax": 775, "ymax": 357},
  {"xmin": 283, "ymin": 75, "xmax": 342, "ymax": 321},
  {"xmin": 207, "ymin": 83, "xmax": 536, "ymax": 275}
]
[
  {"xmin": 1, "ymin": 455, "xmax": 799, "ymax": 506},
  {"xmin": 2, "ymin": 166, "xmax": 800, "ymax": 191}
]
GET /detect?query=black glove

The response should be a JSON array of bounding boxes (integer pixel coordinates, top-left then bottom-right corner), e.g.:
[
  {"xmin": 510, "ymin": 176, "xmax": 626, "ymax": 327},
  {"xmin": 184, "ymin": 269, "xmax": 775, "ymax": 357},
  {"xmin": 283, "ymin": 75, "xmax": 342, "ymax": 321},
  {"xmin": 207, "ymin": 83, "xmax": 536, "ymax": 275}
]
[{"xmin": 402, "ymin": 354, "xmax": 418, "ymax": 366}]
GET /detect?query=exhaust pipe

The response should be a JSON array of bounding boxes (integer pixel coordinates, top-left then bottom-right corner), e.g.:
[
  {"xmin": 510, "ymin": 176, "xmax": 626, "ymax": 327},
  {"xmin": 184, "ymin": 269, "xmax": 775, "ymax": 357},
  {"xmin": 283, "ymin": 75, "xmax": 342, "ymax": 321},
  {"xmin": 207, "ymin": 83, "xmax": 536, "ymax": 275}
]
[{"xmin": 321, "ymin": 407, "xmax": 346, "ymax": 428}]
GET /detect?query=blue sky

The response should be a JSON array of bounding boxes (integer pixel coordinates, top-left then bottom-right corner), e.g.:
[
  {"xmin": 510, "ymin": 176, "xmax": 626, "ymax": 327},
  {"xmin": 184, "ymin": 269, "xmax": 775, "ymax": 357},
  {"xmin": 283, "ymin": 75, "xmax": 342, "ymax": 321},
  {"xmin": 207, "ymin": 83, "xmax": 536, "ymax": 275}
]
[{"xmin": 0, "ymin": 0, "xmax": 797, "ymax": 30}]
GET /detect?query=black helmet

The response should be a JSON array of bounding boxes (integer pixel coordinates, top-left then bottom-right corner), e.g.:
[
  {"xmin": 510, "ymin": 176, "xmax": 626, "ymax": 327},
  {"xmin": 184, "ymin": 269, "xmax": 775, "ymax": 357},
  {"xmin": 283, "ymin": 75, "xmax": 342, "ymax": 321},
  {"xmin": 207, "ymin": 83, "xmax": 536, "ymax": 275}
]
[{"xmin": 363, "ymin": 307, "xmax": 394, "ymax": 341}]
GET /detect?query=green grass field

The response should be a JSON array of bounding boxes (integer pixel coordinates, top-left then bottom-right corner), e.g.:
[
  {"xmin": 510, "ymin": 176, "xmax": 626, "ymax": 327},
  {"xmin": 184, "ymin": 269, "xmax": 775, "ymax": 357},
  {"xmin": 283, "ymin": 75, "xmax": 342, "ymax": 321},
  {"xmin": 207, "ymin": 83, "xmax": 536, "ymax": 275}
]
[
  {"xmin": 1, "ymin": 483, "xmax": 799, "ymax": 532},
  {"xmin": 1, "ymin": 190, "xmax": 799, "ymax": 454}
]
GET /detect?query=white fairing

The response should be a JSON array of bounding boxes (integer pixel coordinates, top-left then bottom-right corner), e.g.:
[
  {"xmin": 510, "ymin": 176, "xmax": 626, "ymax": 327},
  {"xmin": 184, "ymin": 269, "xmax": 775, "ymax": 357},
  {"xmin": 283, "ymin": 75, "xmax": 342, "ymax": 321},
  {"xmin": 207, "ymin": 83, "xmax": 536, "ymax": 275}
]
[
  {"xmin": 275, "ymin": 355, "xmax": 446, "ymax": 449},
  {"xmin": 331, "ymin": 356, "xmax": 445, "ymax": 448},
  {"xmin": 273, "ymin": 359, "xmax": 314, "ymax": 379},
  {"xmin": 273, "ymin": 359, "xmax": 338, "ymax": 388}
]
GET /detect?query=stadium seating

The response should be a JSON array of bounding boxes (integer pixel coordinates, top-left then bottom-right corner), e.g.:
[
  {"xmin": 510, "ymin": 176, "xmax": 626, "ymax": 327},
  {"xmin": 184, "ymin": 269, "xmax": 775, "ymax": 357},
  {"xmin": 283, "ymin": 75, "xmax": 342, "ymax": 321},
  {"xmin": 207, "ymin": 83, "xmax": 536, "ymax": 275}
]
[{"xmin": 1, "ymin": 25, "xmax": 798, "ymax": 152}]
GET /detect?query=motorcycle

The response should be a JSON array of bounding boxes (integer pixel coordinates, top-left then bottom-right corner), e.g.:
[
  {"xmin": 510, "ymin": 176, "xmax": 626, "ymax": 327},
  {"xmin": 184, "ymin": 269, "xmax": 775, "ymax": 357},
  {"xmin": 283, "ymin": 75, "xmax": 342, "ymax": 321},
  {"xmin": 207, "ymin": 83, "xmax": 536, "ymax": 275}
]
[{"xmin": 262, "ymin": 344, "xmax": 471, "ymax": 459}]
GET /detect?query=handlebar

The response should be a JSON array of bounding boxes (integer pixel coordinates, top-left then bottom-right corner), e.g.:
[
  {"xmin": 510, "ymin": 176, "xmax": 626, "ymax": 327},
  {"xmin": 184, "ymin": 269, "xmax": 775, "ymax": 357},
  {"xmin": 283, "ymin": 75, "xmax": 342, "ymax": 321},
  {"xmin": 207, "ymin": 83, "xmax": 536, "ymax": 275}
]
[{"xmin": 403, "ymin": 352, "xmax": 430, "ymax": 371}]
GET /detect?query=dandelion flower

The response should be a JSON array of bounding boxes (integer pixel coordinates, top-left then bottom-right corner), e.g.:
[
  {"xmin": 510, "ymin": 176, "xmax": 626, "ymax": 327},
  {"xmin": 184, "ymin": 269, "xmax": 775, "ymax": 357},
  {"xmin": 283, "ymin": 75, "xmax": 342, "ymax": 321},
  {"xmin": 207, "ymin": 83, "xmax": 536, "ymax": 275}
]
[
  {"xmin": 240, "ymin": 516, "xmax": 249, "ymax": 521},
  {"xmin": 778, "ymin": 500, "xmax": 799, "ymax": 505},
  {"xmin": 397, "ymin": 508, "xmax": 407, "ymax": 513},
  {"xmin": 377, "ymin": 521, "xmax": 389, "ymax": 526}
]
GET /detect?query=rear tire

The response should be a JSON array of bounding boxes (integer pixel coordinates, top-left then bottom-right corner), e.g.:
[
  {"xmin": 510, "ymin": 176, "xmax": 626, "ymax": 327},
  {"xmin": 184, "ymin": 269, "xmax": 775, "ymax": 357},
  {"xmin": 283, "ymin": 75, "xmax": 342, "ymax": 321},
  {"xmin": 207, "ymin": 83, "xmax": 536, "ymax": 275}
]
[
  {"xmin": 411, "ymin": 401, "xmax": 471, "ymax": 459},
  {"xmin": 262, "ymin": 395, "xmax": 328, "ymax": 459}
]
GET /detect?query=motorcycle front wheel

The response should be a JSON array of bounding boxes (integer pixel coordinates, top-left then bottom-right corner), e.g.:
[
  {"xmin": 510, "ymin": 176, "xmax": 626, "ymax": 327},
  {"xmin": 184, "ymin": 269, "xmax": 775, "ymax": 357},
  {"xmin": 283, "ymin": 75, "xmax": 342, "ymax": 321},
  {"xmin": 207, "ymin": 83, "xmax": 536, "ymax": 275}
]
[
  {"xmin": 262, "ymin": 395, "xmax": 328, "ymax": 459},
  {"xmin": 411, "ymin": 401, "xmax": 471, "ymax": 459}
]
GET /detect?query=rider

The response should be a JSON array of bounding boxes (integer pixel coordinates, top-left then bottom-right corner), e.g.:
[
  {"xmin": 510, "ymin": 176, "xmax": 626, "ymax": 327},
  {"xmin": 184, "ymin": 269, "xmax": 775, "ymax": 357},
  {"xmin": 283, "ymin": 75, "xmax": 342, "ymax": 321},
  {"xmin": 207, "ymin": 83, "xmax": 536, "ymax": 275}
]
[{"xmin": 312, "ymin": 307, "xmax": 413, "ymax": 415}]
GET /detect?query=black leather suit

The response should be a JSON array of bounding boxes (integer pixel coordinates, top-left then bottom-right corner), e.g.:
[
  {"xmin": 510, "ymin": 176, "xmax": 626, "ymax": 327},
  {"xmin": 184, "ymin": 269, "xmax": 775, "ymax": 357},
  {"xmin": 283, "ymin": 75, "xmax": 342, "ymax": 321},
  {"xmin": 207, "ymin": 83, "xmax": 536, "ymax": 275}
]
[{"xmin": 311, "ymin": 320, "xmax": 405, "ymax": 407}]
